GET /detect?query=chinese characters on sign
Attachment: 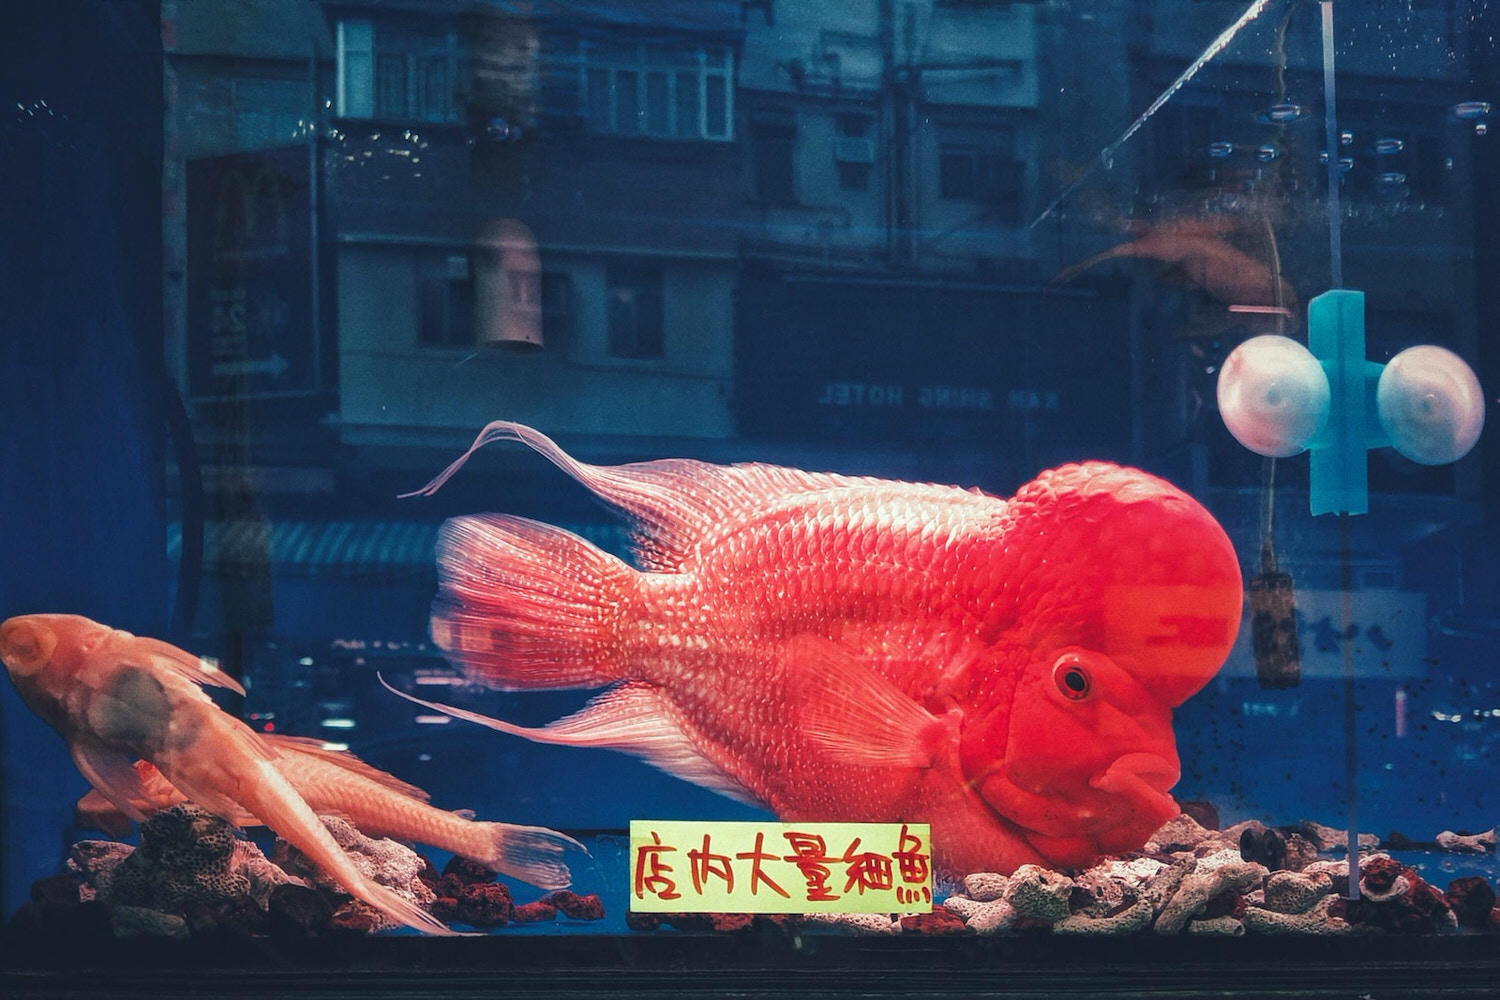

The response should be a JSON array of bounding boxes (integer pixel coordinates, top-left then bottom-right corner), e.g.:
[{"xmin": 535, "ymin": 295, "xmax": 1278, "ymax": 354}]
[{"xmin": 629, "ymin": 821, "xmax": 932, "ymax": 914}]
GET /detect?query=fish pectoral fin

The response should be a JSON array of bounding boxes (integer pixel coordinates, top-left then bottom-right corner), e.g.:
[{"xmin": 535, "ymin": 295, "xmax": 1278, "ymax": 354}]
[
  {"xmin": 380, "ymin": 675, "xmax": 764, "ymax": 808},
  {"xmin": 787, "ymin": 635, "xmax": 949, "ymax": 769},
  {"xmin": 69, "ymin": 741, "xmax": 159, "ymax": 822},
  {"xmin": 133, "ymin": 636, "xmax": 247, "ymax": 697}
]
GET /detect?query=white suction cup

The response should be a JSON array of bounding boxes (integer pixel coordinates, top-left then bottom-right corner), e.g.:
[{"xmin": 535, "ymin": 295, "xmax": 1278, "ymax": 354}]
[
  {"xmin": 1376, "ymin": 345, "xmax": 1485, "ymax": 465},
  {"xmin": 1217, "ymin": 335, "xmax": 1332, "ymax": 458}
]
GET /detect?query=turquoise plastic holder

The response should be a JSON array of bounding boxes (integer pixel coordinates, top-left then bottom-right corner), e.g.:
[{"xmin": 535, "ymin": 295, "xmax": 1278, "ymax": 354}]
[{"xmin": 1306, "ymin": 290, "xmax": 1389, "ymax": 516}]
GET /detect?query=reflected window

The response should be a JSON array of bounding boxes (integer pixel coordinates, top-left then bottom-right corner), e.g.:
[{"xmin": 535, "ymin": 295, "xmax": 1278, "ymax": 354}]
[
  {"xmin": 338, "ymin": 18, "xmax": 463, "ymax": 123},
  {"xmin": 581, "ymin": 41, "xmax": 733, "ymax": 140},
  {"xmin": 418, "ymin": 251, "xmax": 474, "ymax": 348},
  {"xmin": 751, "ymin": 111, "xmax": 797, "ymax": 205},
  {"xmin": 607, "ymin": 263, "xmax": 664, "ymax": 359},
  {"xmin": 541, "ymin": 272, "xmax": 574, "ymax": 352},
  {"xmin": 938, "ymin": 146, "xmax": 1024, "ymax": 224},
  {"xmin": 834, "ymin": 113, "xmax": 874, "ymax": 192}
]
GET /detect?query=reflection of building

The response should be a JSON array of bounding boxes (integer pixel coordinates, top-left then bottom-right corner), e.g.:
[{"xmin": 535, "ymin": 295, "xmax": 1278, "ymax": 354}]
[{"xmin": 160, "ymin": 0, "xmax": 1497, "ymax": 654}]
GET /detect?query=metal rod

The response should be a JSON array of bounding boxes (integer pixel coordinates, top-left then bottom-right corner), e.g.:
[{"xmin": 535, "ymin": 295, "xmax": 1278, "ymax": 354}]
[
  {"xmin": 1321, "ymin": 1, "xmax": 1344, "ymax": 288},
  {"xmin": 1340, "ymin": 511, "xmax": 1360, "ymax": 899}
]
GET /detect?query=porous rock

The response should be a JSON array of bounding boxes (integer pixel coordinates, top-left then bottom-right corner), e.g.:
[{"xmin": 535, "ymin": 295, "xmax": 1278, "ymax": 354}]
[
  {"xmin": 1436, "ymin": 829, "xmax": 1497, "ymax": 854},
  {"xmin": 1147, "ymin": 814, "xmax": 1214, "ymax": 853},
  {"xmin": 1054, "ymin": 897, "xmax": 1153, "ymax": 936},
  {"xmin": 1262, "ymin": 870, "xmax": 1332, "ymax": 915},
  {"xmin": 1001, "ymin": 865, "xmax": 1074, "ymax": 923},
  {"xmin": 962, "ymin": 871, "xmax": 1010, "ymax": 902},
  {"xmin": 804, "ymin": 912, "xmax": 900, "ymax": 934},
  {"xmin": 964, "ymin": 898, "xmax": 1019, "ymax": 935},
  {"xmin": 101, "ymin": 805, "xmax": 250, "ymax": 914},
  {"xmin": 1298, "ymin": 820, "xmax": 1378, "ymax": 853},
  {"xmin": 1187, "ymin": 915, "xmax": 1245, "ymax": 936},
  {"xmin": 1154, "ymin": 857, "xmax": 1266, "ymax": 935},
  {"xmin": 1243, "ymin": 894, "xmax": 1352, "ymax": 935},
  {"xmin": 109, "ymin": 904, "xmax": 190, "ymax": 941},
  {"xmin": 273, "ymin": 815, "xmax": 435, "ymax": 933},
  {"xmin": 1344, "ymin": 864, "xmax": 1457, "ymax": 934}
]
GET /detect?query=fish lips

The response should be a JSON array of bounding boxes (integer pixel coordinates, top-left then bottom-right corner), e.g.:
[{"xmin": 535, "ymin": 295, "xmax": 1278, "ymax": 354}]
[
  {"xmin": 1088, "ymin": 751, "xmax": 1181, "ymax": 822},
  {"xmin": 974, "ymin": 750, "xmax": 1180, "ymax": 841}
]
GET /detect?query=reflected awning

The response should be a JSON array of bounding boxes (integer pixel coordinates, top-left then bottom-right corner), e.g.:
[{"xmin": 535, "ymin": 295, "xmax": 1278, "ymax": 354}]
[{"xmin": 167, "ymin": 519, "xmax": 629, "ymax": 581}]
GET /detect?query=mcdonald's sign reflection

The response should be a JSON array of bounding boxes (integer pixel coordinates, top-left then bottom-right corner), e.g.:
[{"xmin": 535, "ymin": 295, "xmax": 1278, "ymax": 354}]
[{"xmin": 186, "ymin": 145, "xmax": 316, "ymax": 400}]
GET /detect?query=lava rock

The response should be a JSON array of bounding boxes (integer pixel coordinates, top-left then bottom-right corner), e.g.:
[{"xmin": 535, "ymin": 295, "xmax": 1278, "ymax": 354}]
[
  {"xmin": 1344, "ymin": 864, "xmax": 1456, "ymax": 934},
  {"xmin": 1238, "ymin": 826, "xmax": 1287, "ymax": 870},
  {"xmin": 901, "ymin": 909, "xmax": 969, "ymax": 934},
  {"xmin": 1262, "ymin": 870, "xmax": 1333, "ymax": 915},
  {"xmin": 512, "ymin": 899, "xmax": 559, "ymax": 923},
  {"xmin": 1148, "ymin": 814, "xmax": 1214, "ymax": 853},
  {"xmin": 452, "ymin": 882, "xmax": 514, "ymax": 928},
  {"xmin": 268, "ymin": 883, "xmax": 336, "ymax": 937},
  {"xmin": 442, "ymin": 856, "xmax": 501, "ymax": 886},
  {"xmin": 273, "ymin": 816, "xmax": 436, "ymax": 933},
  {"xmin": 1444, "ymin": 876, "xmax": 1497, "ymax": 930},
  {"xmin": 545, "ymin": 890, "xmax": 605, "ymax": 921},
  {"xmin": 1436, "ymin": 829, "xmax": 1497, "ymax": 854},
  {"xmin": 962, "ymin": 871, "xmax": 1009, "ymax": 902},
  {"xmin": 110, "ymin": 904, "xmax": 190, "ymax": 941}
]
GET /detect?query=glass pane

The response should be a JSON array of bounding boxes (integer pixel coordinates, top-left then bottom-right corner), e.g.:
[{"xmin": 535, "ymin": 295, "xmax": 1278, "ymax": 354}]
[
  {"xmin": 675, "ymin": 70, "xmax": 699, "ymax": 137},
  {"xmin": 704, "ymin": 73, "xmax": 726, "ymax": 136},
  {"xmin": 13, "ymin": 3, "xmax": 1500, "ymax": 986},
  {"xmin": 375, "ymin": 52, "xmax": 407, "ymax": 117},
  {"xmin": 615, "ymin": 69, "xmax": 639, "ymax": 133},
  {"xmin": 645, "ymin": 71, "xmax": 669, "ymax": 134}
]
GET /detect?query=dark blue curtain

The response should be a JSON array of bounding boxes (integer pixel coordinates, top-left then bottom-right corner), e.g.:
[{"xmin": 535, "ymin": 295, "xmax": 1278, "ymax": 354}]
[{"xmin": 0, "ymin": 0, "xmax": 166, "ymax": 914}]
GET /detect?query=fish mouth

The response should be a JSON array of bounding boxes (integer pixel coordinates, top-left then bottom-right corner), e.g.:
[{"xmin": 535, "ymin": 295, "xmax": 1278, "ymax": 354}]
[{"xmin": 1089, "ymin": 752, "xmax": 1180, "ymax": 820}]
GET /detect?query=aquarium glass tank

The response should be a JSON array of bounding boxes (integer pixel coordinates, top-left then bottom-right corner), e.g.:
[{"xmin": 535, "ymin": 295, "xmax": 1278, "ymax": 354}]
[{"xmin": 4, "ymin": 0, "xmax": 1499, "ymax": 995}]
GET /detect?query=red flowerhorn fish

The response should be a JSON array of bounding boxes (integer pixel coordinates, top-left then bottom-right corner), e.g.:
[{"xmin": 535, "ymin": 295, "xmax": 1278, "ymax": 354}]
[
  {"xmin": 0, "ymin": 614, "xmax": 581, "ymax": 933},
  {"xmin": 398, "ymin": 423, "xmax": 1244, "ymax": 877}
]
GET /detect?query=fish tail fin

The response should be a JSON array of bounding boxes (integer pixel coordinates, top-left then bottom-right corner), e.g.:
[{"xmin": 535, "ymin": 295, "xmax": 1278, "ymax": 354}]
[
  {"xmin": 476, "ymin": 821, "xmax": 588, "ymax": 890},
  {"xmin": 431, "ymin": 514, "xmax": 636, "ymax": 688}
]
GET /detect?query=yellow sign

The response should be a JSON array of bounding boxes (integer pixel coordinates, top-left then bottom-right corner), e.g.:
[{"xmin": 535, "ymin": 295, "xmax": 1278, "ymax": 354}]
[{"xmin": 629, "ymin": 821, "xmax": 933, "ymax": 914}]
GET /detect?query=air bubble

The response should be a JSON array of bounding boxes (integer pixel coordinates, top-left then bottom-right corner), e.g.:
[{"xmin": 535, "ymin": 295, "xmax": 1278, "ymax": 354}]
[
  {"xmin": 1257, "ymin": 103, "xmax": 1306, "ymax": 124},
  {"xmin": 1375, "ymin": 171, "xmax": 1408, "ymax": 186},
  {"xmin": 1255, "ymin": 144, "xmax": 1280, "ymax": 163},
  {"xmin": 1340, "ymin": 130, "xmax": 1354, "ymax": 146},
  {"xmin": 1476, "ymin": 122, "xmax": 1489, "ymax": 136},
  {"xmin": 1373, "ymin": 137, "xmax": 1405, "ymax": 155},
  {"xmin": 1208, "ymin": 141, "xmax": 1236, "ymax": 158},
  {"xmin": 1451, "ymin": 100, "xmax": 1492, "ymax": 121}
]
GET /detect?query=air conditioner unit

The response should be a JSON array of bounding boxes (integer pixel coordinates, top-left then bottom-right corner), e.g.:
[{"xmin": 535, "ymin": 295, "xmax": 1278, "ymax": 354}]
[{"xmin": 833, "ymin": 137, "xmax": 876, "ymax": 164}]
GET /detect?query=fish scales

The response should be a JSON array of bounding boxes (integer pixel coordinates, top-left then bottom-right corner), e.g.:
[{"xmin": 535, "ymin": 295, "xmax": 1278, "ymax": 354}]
[{"xmin": 402, "ymin": 422, "xmax": 1244, "ymax": 877}]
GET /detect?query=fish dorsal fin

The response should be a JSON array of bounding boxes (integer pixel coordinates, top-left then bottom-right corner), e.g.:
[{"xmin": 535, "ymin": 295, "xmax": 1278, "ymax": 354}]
[
  {"xmin": 380, "ymin": 675, "xmax": 764, "ymax": 808},
  {"xmin": 786, "ymin": 634, "xmax": 951, "ymax": 769},
  {"xmin": 133, "ymin": 636, "xmax": 247, "ymax": 697},
  {"xmin": 261, "ymin": 733, "xmax": 433, "ymax": 803},
  {"xmin": 401, "ymin": 421, "xmax": 876, "ymax": 571}
]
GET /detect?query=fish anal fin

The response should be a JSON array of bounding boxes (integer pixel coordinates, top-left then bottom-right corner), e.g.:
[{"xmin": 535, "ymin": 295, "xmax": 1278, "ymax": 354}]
[
  {"xmin": 786, "ymin": 634, "xmax": 950, "ymax": 769},
  {"xmin": 381, "ymin": 675, "xmax": 762, "ymax": 808},
  {"xmin": 262, "ymin": 733, "xmax": 432, "ymax": 803}
]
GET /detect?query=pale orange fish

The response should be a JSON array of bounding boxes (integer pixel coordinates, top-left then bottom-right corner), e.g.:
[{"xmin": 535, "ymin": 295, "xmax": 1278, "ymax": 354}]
[
  {"xmin": 0, "ymin": 614, "xmax": 570, "ymax": 933},
  {"xmin": 73, "ymin": 739, "xmax": 580, "ymax": 890}
]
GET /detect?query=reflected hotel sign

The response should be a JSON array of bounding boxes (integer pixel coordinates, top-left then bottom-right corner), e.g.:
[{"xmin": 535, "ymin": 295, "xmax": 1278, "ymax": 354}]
[
  {"xmin": 816, "ymin": 381, "xmax": 1060, "ymax": 414},
  {"xmin": 186, "ymin": 145, "xmax": 315, "ymax": 400}
]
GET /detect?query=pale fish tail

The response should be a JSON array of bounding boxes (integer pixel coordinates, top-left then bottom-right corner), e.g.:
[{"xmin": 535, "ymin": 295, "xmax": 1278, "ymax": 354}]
[{"xmin": 477, "ymin": 821, "xmax": 588, "ymax": 890}]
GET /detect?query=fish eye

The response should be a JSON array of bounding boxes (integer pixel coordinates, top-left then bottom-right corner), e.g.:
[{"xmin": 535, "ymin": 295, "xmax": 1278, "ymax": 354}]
[{"xmin": 1052, "ymin": 654, "xmax": 1092, "ymax": 701}]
